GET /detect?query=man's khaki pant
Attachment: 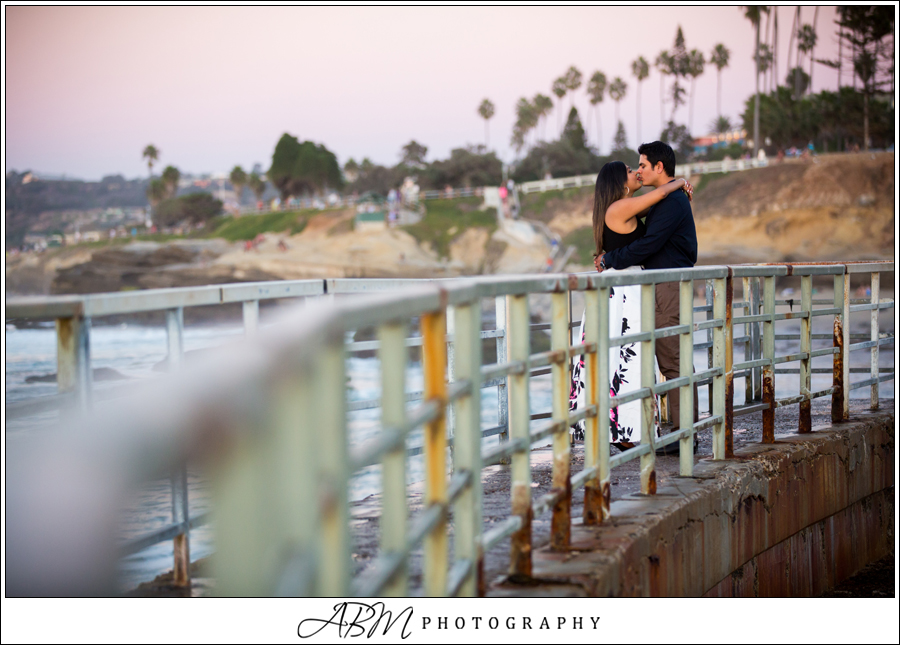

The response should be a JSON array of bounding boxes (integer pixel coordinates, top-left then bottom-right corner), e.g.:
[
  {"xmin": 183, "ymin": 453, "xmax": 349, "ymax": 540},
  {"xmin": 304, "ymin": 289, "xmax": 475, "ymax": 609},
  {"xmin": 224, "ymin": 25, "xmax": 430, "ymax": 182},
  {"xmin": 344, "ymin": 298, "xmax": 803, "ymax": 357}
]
[{"xmin": 655, "ymin": 280, "xmax": 699, "ymax": 430}]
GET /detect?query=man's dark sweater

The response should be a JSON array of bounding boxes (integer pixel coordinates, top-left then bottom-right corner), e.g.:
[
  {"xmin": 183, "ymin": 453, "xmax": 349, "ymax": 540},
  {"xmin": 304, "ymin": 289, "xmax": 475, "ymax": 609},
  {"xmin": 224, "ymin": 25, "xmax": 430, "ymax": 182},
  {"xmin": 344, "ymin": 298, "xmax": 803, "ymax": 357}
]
[{"xmin": 603, "ymin": 182, "xmax": 697, "ymax": 270}]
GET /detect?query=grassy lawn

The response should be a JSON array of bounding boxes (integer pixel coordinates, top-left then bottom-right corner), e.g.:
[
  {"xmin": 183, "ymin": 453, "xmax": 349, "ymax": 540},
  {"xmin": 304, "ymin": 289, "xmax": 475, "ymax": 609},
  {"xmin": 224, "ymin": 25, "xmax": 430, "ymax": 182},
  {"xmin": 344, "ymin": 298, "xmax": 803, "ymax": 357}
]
[
  {"xmin": 519, "ymin": 185, "xmax": 592, "ymax": 223},
  {"xmin": 402, "ymin": 197, "xmax": 497, "ymax": 259},
  {"xmin": 690, "ymin": 171, "xmax": 727, "ymax": 197},
  {"xmin": 207, "ymin": 208, "xmax": 321, "ymax": 241},
  {"xmin": 562, "ymin": 226, "xmax": 595, "ymax": 266}
]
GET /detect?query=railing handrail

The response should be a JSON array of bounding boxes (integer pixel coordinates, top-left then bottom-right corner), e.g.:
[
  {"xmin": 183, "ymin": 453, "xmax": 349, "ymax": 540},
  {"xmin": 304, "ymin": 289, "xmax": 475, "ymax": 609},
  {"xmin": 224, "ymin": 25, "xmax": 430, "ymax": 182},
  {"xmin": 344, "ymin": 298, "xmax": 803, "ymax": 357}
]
[{"xmin": 5, "ymin": 261, "xmax": 894, "ymax": 596}]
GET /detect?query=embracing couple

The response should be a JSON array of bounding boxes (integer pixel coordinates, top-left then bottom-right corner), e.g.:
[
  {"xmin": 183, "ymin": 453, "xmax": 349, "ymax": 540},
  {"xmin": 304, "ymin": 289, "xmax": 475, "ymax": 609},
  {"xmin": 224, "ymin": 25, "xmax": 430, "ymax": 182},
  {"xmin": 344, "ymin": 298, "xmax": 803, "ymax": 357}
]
[{"xmin": 569, "ymin": 140, "xmax": 699, "ymax": 456}]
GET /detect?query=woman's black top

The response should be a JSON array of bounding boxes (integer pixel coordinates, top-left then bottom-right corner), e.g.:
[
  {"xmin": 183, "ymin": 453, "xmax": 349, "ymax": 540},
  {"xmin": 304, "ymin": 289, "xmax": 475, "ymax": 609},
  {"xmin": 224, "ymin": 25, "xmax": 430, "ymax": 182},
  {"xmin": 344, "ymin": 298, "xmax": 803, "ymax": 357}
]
[{"xmin": 603, "ymin": 219, "xmax": 645, "ymax": 253}]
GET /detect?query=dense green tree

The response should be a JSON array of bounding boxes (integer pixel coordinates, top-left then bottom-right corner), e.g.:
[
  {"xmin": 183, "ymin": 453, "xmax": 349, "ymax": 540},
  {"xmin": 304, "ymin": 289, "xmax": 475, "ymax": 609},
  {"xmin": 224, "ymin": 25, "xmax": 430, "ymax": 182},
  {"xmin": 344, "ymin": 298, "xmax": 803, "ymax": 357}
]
[
  {"xmin": 833, "ymin": 6, "xmax": 895, "ymax": 149},
  {"xmin": 710, "ymin": 44, "xmax": 731, "ymax": 118},
  {"xmin": 562, "ymin": 107, "xmax": 588, "ymax": 150},
  {"xmin": 478, "ymin": 98, "xmax": 495, "ymax": 148},
  {"xmin": 146, "ymin": 178, "xmax": 168, "ymax": 213},
  {"xmin": 709, "ymin": 115, "xmax": 733, "ymax": 134},
  {"xmin": 613, "ymin": 121, "xmax": 628, "ymax": 151},
  {"xmin": 155, "ymin": 193, "xmax": 223, "ymax": 227},
  {"xmin": 784, "ymin": 67, "xmax": 810, "ymax": 96},
  {"xmin": 230, "ymin": 166, "xmax": 247, "ymax": 204},
  {"xmin": 161, "ymin": 165, "xmax": 180, "ymax": 199},
  {"xmin": 660, "ymin": 121, "xmax": 694, "ymax": 159},
  {"xmin": 427, "ymin": 146, "xmax": 503, "ymax": 188},
  {"xmin": 400, "ymin": 140, "xmax": 428, "ymax": 168},
  {"xmin": 268, "ymin": 133, "xmax": 343, "ymax": 200},
  {"xmin": 741, "ymin": 86, "xmax": 894, "ymax": 151}
]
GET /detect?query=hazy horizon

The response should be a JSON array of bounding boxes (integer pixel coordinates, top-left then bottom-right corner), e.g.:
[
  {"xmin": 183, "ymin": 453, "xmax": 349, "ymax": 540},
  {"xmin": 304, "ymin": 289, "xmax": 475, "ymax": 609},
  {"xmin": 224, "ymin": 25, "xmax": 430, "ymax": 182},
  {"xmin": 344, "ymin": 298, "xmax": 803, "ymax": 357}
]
[{"xmin": 7, "ymin": 6, "xmax": 855, "ymax": 181}]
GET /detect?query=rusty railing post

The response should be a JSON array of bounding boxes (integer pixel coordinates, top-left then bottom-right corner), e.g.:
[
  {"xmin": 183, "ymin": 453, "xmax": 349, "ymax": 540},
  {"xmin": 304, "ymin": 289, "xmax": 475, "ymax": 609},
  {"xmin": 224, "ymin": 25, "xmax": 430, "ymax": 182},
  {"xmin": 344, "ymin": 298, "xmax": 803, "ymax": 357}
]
[
  {"xmin": 751, "ymin": 276, "xmax": 762, "ymax": 402},
  {"xmin": 550, "ymin": 288, "xmax": 571, "ymax": 549},
  {"xmin": 712, "ymin": 276, "xmax": 728, "ymax": 460},
  {"xmin": 421, "ymin": 308, "xmax": 449, "ymax": 596},
  {"xmin": 597, "ymin": 285, "xmax": 611, "ymax": 520},
  {"xmin": 870, "ymin": 271, "xmax": 880, "ymax": 409},
  {"xmin": 743, "ymin": 277, "xmax": 753, "ymax": 404},
  {"xmin": 640, "ymin": 283, "xmax": 657, "ymax": 495},
  {"xmin": 56, "ymin": 314, "xmax": 92, "ymax": 411},
  {"xmin": 831, "ymin": 269, "xmax": 845, "ymax": 423},
  {"xmin": 799, "ymin": 275, "xmax": 812, "ymax": 433},
  {"xmin": 582, "ymin": 286, "xmax": 603, "ymax": 524},
  {"xmin": 842, "ymin": 268, "xmax": 851, "ymax": 420},
  {"xmin": 495, "ymin": 296, "xmax": 510, "ymax": 465},
  {"xmin": 317, "ymin": 336, "xmax": 350, "ymax": 596},
  {"xmin": 761, "ymin": 275, "xmax": 776, "ymax": 443},
  {"xmin": 721, "ymin": 270, "xmax": 734, "ymax": 458},
  {"xmin": 507, "ymin": 293, "xmax": 532, "ymax": 578},
  {"xmin": 679, "ymin": 278, "xmax": 696, "ymax": 473},
  {"xmin": 165, "ymin": 307, "xmax": 190, "ymax": 588}
]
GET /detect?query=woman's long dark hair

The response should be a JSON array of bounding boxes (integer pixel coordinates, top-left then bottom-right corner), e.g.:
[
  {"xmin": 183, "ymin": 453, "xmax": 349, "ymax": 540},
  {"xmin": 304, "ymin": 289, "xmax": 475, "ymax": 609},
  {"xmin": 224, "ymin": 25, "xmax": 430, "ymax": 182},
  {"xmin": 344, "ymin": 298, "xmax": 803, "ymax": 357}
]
[{"xmin": 592, "ymin": 161, "xmax": 629, "ymax": 258}]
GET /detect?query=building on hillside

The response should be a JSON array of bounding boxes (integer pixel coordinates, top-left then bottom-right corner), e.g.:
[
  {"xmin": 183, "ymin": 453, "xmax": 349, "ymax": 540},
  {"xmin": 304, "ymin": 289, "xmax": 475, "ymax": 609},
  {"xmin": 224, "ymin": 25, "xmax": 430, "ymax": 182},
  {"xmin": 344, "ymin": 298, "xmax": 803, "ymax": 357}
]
[{"xmin": 693, "ymin": 128, "xmax": 747, "ymax": 156}]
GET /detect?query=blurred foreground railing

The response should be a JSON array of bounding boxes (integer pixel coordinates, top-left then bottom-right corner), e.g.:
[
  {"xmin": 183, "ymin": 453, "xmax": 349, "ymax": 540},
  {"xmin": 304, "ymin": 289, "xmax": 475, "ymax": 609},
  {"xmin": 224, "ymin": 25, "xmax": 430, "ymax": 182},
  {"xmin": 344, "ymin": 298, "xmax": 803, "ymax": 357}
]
[{"xmin": 4, "ymin": 261, "xmax": 893, "ymax": 596}]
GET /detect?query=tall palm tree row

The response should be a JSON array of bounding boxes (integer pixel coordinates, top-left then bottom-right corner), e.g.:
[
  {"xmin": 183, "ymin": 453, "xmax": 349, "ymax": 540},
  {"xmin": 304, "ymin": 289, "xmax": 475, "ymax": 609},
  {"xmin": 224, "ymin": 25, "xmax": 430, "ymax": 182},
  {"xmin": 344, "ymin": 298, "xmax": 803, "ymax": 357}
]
[
  {"xmin": 710, "ymin": 44, "xmax": 731, "ymax": 118},
  {"xmin": 478, "ymin": 99, "xmax": 495, "ymax": 148},
  {"xmin": 586, "ymin": 71, "xmax": 607, "ymax": 154},
  {"xmin": 631, "ymin": 57, "xmax": 649, "ymax": 145}
]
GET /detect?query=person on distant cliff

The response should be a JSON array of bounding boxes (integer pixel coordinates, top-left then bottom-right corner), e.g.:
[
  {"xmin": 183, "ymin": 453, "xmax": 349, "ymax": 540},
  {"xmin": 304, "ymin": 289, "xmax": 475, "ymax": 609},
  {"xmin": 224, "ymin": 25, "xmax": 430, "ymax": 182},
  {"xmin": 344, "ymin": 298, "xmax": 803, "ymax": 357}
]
[{"xmin": 595, "ymin": 141, "xmax": 699, "ymax": 455}]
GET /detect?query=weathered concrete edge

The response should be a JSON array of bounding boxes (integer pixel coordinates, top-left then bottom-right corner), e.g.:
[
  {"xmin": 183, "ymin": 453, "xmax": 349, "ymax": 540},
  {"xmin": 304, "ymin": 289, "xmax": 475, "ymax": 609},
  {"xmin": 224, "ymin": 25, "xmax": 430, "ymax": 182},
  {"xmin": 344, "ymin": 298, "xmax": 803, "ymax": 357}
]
[
  {"xmin": 489, "ymin": 410, "xmax": 894, "ymax": 597},
  {"xmin": 703, "ymin": 487, "xmax": 894, "ymax": 596}
]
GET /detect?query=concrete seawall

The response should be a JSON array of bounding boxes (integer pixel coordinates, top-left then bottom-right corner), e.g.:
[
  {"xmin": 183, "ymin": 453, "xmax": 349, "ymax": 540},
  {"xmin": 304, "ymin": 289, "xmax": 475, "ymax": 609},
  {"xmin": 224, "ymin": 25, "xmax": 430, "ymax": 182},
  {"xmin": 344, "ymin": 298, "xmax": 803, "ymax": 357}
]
[{"xmin": 490, "ymin": 408, "xmax": 894, "ymax": 597}]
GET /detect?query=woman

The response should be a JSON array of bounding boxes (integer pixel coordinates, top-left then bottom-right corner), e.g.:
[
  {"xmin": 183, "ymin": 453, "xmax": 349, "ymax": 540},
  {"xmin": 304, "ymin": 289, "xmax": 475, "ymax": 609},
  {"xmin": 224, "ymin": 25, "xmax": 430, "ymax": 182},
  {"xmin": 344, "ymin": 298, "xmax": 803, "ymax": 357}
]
[{"xmin": 569, "ymin": 161, "xmax": 691, "ymax": 449}]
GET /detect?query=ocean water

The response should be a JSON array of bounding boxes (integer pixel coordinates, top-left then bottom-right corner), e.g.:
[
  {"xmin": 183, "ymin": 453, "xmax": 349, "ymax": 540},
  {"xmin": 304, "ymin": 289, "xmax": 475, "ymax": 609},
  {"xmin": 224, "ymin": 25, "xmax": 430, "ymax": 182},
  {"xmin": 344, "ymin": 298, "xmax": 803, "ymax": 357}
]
[{"xmin": 5, "ymin": 316, "xmax": 892, "ymax": 591}]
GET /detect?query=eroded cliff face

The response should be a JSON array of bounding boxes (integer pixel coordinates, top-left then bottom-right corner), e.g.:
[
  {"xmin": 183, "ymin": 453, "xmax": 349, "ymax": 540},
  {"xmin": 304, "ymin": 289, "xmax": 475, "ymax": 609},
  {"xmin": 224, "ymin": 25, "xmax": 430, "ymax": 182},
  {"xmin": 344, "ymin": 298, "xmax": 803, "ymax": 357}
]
[
  {"xmin": 7, "ymin": 153, "xmax": 892, "ymax": 296},
  {"xmin": 539, "ymin": 152, "xmax": 895, "ymax": 268}
]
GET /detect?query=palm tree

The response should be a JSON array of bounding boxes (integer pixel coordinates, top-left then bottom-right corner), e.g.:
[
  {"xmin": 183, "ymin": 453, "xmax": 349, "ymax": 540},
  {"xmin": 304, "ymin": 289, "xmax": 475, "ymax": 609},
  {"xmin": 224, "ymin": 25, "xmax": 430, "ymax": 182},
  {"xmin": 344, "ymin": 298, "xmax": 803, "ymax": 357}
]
[
  {"xmin": 230, "ymin": 166, "xmax": 248, "ymax": 206},
  {"xmin": 514, "ymin": 97, "xmax": 538, "ymax": 149},
  {"xmin": 798, "ymin": 15, "xmax": 818, "ymax": 93},
  {"xmin": 248, "ymin": 172, "xmax": 266, "ymax": 206},
  {"xmin": 709, "ymin": 115, "xmax": 732, "ymax": 135},
  {"xmin": 631, "ymin": 56, "xmax": 649, "ymax": 145},
  {"xmin": 478, "ymin": 99, "xmax": 495, "ymax": 148},
  {"xmin": 161, "ymin": 165, "xmax": 180, "ymax": 199},
  {"xmin": 142, "ymin": 144, "xmax": 159, "ymax": 180},
  {"xmin": 686, "ymin": 49, "xmax": 705, "ymax": 134},
  {"xmin": 532, "ymin": 93, "xmax": 553, "ymax": 141},
  {"xmin": 743, "ymin": 6, "xmax": 765, "ymax": 153},
  {"xmin": 655, "ymin": 51, "xmax": 674, "ymax": 134},
  {"xmin": 146, "ymin": 178, "xmax": 168, "ymax": 225},
  {"xmin": 608, "ymin": 77, "xmax": 628, "ymax": 145},
  {"xmin": 552, "ymin": 77, "xmax": 568, "ymax": 134},
  {"xmin": 710, "ymin": 44, "xmax": 731, "ymax": 118},
  {"xmin": 586, "ymin": 71, "xmax": 607, "ymax": 154},
  {"xmin": 564, "ymin": 65, "xmax": 583, "ymax": 113}
]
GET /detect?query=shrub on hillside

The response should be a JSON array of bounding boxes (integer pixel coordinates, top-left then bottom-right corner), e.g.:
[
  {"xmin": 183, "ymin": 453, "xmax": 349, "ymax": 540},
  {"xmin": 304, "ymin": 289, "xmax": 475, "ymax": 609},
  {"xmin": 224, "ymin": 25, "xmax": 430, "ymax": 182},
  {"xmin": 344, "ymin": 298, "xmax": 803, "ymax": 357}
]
[{"xmin": 155, "ymin": 193, "xmax": 223, "ymax": 227}]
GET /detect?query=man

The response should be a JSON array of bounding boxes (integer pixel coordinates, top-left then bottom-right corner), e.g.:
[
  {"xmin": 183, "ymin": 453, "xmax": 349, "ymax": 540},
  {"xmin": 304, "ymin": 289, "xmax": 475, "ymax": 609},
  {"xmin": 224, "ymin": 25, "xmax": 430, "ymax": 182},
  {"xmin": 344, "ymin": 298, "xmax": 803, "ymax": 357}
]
[{"xmin": 595, "ymin": 140, "xmax": 699, "ymax": 453}]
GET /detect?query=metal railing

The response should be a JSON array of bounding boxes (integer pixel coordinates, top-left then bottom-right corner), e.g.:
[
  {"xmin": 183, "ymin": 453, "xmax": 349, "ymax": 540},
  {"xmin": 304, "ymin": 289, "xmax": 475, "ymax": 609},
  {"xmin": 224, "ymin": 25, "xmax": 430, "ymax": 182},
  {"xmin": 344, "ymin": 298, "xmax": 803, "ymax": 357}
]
[
  {"xmin": 517, "ymin": 158, "xmax": 770, "ymax": 195},
  {"xmin": 4, "ymin": 261, "xmax": 893, "ymax": 596}
]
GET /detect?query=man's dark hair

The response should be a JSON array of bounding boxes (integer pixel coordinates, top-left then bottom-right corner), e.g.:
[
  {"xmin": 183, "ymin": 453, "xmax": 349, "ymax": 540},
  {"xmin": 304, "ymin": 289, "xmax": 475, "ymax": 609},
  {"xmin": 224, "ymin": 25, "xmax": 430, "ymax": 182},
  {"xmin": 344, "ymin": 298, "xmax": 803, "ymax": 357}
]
[{"xmin": 638, "ymin": 141, "xmax": 676, "ymax": 178}]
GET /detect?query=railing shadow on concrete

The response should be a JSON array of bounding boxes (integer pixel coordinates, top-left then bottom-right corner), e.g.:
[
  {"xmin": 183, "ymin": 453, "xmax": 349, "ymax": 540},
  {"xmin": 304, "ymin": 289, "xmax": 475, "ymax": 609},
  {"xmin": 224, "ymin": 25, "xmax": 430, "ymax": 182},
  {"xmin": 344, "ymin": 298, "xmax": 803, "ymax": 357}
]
[{"xmin": 4, "ymin": 261, "xmax": 893, "ymax": 596}]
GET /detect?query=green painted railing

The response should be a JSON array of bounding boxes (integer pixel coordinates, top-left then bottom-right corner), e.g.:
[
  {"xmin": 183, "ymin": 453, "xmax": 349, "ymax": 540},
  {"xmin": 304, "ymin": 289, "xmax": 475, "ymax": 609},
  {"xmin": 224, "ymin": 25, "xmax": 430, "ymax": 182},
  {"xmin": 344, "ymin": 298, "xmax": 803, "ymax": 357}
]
[{"xmin": 4, "ymin": 261, "xmax": 893, "ymax": 596}]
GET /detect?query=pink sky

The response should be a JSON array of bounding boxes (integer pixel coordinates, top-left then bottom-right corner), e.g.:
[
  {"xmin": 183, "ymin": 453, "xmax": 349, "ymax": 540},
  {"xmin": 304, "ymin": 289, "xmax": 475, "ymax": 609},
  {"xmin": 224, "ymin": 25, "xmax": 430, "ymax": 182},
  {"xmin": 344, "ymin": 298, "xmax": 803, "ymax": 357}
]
[{"xmin": 6, "ymin": 6, "xmax": 853, "ymax": 180}]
